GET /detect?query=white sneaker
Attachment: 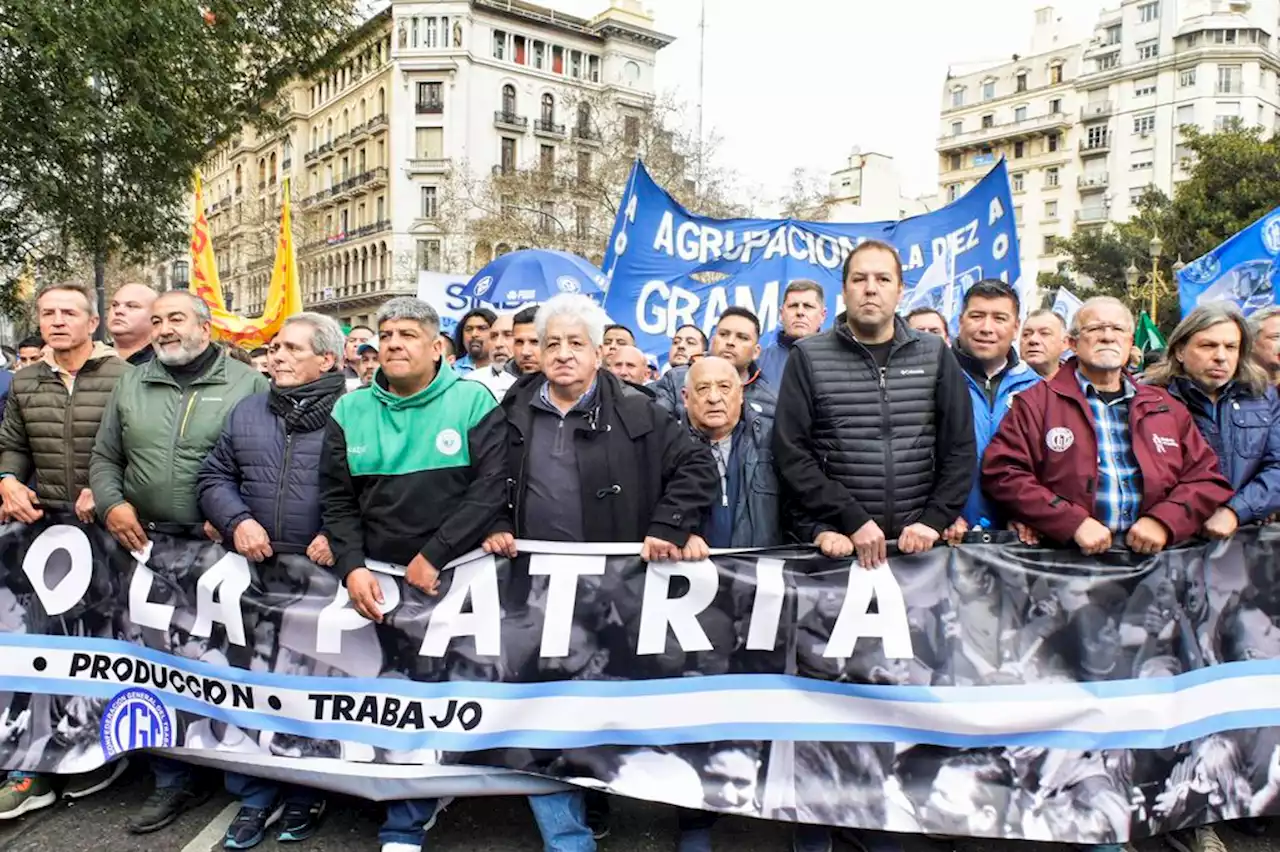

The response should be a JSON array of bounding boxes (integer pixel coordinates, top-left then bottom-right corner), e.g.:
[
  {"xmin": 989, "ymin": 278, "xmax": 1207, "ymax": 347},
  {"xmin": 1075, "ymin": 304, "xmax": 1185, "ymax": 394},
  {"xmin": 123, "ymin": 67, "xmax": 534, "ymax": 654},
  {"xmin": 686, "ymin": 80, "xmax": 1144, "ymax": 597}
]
[{"xmin": 380, "ymin": 844, "xmax": 419, "ymax": 852}]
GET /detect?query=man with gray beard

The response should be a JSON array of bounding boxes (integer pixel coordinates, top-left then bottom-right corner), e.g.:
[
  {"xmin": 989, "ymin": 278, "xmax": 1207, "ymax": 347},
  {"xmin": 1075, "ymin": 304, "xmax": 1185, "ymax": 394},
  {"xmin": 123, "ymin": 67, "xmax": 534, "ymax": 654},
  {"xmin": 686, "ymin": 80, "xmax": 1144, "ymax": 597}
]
[{"xmin": 90, "ymin": 290, "xmax": 267, "ymax": 835}]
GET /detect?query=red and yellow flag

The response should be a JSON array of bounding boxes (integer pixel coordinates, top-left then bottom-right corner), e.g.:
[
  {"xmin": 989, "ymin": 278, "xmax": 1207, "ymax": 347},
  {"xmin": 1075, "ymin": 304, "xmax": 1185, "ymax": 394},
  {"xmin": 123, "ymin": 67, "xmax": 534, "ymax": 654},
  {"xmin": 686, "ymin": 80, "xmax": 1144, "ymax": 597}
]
[{"xmin": 189, "ymin": 173, "xmax": 303, "ymax": 349}]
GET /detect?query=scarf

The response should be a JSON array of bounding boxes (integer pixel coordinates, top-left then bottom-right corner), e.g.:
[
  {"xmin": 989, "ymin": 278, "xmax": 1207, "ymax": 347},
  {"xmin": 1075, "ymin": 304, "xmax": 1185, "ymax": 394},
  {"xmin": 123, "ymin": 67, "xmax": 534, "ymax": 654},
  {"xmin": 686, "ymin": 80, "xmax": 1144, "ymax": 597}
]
[{"xmin": 267, "ymin": 372, "xmax": 346, "ymax": 434}]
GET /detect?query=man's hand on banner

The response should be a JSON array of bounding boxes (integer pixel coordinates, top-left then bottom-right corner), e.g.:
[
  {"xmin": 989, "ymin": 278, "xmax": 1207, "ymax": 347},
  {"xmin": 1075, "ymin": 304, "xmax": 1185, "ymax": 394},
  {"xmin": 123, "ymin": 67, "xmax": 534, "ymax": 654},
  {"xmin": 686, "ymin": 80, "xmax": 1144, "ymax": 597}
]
[
  {"xmin": 482, "ymin": 532, "xmax": 518, "ymax": 558},
  {"xmin": 0, "ymin": 475, "xmax": 43, "ymax": 524},
  {"xmin": 307, "ymin": 534, "xmax": 334, "ymax": 567},
  {"xmin": 0, "ymin": 707, "xmax": 29, "ymax": 743},
  {"xmin": 233, "ymin": 519, "xmax": 274, "ymax": 562},
  {"xmin": 941, "ymin": 517, "xmax": 968, "ymax": 546},
  {"xmin": 346, "ymin": 567, "xmax": 385, "ymax": 622},
  {"xmin": 73, "ymin": 488, "xmax": 95, "ymax": 524},
  {"xmin": 406, "ymin": 554, "xmax": 440, "ymax": 596},
  {"xmin": 1010, "ymin": 521, "xmax": 1042, "ymax": 546},
  {"xmin": 640, "ymin": 536, "xmax": 681, "ymax": 562},
  {"xmin": 814, "ymin": 531, "xmax": 854, "ymax": 559},
  {"xmin": 850, "ymin": 520, "xmax": 887, "ymax": 568},
  {"xmin": 1072, "ymin": 517, "xmax": 1112, "ymax": 556},
  {"xmin": 1126, "ymin": 517, "xmax": 1170, "ymax": 556},
  {"xmin": 1202, "ymin": 506, "xmax": 1239, "ymax": 540},
  {"xmin": 105, "ymin": 502, "xmax": 148, "ymax": 552},
  {"xmin": 203, "ymin": 521, "xmax": 221, "ymax": 542},
  {"xmin": 680, "ymin": 534, "xmax": 709, "ymax": 562},
  {"xmin": 898, "ymin": 523, "xmax": 940, "ymax": 556}
]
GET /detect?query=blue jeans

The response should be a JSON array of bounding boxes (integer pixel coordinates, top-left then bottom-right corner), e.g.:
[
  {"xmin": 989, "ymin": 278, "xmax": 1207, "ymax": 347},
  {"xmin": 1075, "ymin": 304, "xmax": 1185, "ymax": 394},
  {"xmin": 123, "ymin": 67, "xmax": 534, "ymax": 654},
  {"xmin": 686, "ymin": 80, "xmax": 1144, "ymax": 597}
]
[
  {"xmin": 527, "ymin": 792, "xmax": 595, "ymax": 852},
  {"xmin": 152, "ymin": 755, "xmax": 192, "ymax": 790},
  {"xmin": 379, "ymin": 798, "xmax": 439, "ymax": 846},
  {"xmin": 224, "ymin": 772, "xmax": 321, "ymax": 811}
]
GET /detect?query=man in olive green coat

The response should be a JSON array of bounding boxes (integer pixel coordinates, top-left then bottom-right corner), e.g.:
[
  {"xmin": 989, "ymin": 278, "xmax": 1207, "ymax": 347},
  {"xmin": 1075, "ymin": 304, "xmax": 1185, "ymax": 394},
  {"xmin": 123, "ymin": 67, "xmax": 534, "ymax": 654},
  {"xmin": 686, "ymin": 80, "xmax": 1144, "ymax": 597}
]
[
  {"xmin": 0, "ymin": 281, "xmax": 130, "ymax": 821},
  {"xmin": 89, "ymin": 289, "xmax": 266, "ymax": 834}
]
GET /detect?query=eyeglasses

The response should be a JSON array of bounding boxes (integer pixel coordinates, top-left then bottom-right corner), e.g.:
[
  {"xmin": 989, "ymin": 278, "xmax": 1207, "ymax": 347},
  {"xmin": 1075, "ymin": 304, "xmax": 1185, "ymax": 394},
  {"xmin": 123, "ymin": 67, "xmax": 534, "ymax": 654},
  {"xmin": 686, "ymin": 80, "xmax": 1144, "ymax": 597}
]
[{"xmin": 1077, "ymin": 323, "xmax": 1132, "ymax": 337}]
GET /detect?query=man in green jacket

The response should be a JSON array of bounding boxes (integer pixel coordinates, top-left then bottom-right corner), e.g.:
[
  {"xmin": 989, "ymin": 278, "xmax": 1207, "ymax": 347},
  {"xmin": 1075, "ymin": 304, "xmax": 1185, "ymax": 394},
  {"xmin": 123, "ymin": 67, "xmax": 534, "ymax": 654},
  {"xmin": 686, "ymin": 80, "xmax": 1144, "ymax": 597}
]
[
  {"xmin": 0, "ymin": 281, "xmax": 130, "ymax": 820},
  {"xmin": 89, "ymin": 289, "xmax": 267, "ymax": 834},
  {"xmin": 321, "ymin": 296, "xmax": 507, "ymax": 851}
]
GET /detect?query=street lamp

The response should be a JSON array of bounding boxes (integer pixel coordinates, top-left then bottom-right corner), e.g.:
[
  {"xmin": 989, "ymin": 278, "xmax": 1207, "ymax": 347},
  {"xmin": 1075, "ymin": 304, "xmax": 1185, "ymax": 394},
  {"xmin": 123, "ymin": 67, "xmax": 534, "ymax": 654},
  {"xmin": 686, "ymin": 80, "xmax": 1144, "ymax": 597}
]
[
  {"xmin": 171, "ymin": 259, "xmax": 189, "ymax": 291},
  {"xmin": 1125, "ymin": 234, "xmax": 1169, "ymax": 321}
]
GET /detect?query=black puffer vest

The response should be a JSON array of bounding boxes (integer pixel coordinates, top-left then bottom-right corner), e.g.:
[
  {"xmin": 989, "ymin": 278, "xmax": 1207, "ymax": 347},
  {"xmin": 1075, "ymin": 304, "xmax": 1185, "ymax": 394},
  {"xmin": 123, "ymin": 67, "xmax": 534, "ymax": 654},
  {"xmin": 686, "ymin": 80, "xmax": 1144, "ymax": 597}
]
[{"xmin": 795, "ymin": 317, "xmax": 942, "ymax": 536}]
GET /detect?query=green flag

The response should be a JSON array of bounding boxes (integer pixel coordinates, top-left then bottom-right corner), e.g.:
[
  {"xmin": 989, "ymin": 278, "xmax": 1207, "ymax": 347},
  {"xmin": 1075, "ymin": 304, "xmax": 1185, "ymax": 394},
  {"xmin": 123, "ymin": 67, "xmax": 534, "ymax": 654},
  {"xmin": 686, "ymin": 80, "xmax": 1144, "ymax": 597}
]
[{"xmin": 1134, "ymin": 311, "xmax": 1166, "ymax": 353}]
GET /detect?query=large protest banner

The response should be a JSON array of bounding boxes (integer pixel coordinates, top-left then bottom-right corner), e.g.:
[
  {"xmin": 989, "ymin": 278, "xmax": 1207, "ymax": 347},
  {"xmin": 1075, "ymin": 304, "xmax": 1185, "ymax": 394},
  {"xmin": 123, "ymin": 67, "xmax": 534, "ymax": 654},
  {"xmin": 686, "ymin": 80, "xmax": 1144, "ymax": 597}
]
[
  {"xmin": 601, "ymin": 160, "xmax": 1021, "ymax": 360},
  {"xmin": 1177, "ymin": 206, "xmax": 1280, "ymax": 319},
  {"xmin": 5, "ymin": 514, "xmax": 1280, "ymax": 843}
]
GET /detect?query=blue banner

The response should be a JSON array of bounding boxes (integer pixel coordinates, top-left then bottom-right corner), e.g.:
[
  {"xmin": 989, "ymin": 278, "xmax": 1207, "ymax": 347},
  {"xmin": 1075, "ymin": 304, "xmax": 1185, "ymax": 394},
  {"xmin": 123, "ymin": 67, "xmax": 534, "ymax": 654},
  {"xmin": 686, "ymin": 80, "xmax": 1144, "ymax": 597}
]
[
  {"xmin": 1178, "ymin": 206, "xmax": 1280, "ymax": 318},
  {"xmin": 602, "ymin": 160, "xmax": 1022, "ymax": 359}
]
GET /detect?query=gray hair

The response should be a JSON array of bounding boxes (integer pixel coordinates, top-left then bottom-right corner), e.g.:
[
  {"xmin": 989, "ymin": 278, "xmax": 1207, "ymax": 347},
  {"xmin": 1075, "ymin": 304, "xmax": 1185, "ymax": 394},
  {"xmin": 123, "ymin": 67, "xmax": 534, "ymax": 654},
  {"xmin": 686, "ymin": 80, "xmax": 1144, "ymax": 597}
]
[
  {"xmin": 282, "ymin": 311, "xmax": 346, "ymax": 365},
  {"xmin": 1069, "ymin": 296, "xmax": 1133, "ymax": 337},
  {"xmin": 1248, "ymin": 306, "xmax": 1280, "ymax": 337},
  {"xmin": 1025, "ymin": 307, "xmax": 1067, "ymax": 331},
  {"xmin": 156, "ymin": 289, "xmax": 212, "ymax": 323},
  {"xmin": 1145, "ymin": 303, "xmax": 1268, "ymax": 395},
  {"xmin": 35, "ymin": 282, "xmax": 98, "ymax": 317},
  {"xmin": 376, "ymin": 296, "xmax": 439, "ymax": 334},
  {"xmin": 534, "ymin": 293, "xmax": 610, "ymax": 348}
]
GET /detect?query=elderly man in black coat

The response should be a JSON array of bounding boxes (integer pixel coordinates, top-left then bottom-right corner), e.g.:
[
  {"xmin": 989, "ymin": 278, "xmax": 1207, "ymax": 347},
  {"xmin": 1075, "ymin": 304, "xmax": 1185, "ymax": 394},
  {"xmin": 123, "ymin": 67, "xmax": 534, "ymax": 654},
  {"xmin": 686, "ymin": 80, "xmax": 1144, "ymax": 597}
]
[{"xmin": 196, "ymin": 312, "xmax": 347, "ymax": 849}]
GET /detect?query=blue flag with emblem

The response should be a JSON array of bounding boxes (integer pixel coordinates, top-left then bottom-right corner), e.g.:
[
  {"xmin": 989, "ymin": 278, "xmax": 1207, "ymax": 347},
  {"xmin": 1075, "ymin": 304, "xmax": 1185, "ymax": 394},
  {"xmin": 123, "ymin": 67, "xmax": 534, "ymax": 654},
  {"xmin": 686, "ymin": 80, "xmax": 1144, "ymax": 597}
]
[
  {"xmin": 602, "ymin": 159, "xmax": 1022, "ymax": 360},
  {"xmin": 1177, "ymin": 206, "xmax": 1280, "ymax": 318}
]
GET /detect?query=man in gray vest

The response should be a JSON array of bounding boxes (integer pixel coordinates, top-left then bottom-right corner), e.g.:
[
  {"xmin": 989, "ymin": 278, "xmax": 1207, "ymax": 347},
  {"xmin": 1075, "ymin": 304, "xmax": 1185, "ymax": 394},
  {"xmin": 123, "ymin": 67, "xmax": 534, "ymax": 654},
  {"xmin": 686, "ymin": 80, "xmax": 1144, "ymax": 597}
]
[{"xmin": 772, "ymin": 240, "xmax": 974, "ymax": 852}]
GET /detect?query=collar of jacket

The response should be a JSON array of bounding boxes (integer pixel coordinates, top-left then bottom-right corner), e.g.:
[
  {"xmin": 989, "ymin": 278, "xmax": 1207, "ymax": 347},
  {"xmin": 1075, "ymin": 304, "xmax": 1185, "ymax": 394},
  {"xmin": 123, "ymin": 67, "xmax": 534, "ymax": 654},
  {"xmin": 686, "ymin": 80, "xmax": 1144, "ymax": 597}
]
[
  {"xmin": 743, "ymin": 360, "xmax": 765, "ymax": 387},
  {"xmin": 139, "ymin": 345, "xmax": 228, "ymax": 387},
  {"xmin": 776, "ymin": 330, "xmax": 802, "ymax": 350},
  {"xmin": 953, "ymin": 343, "xmax": 1026, "ymax": 386},
  {"xmin": 684, "ymin": 400, "xmax": 761, "ymax": 443},
  {"xmin": 1048, "ymin": 356, "xmax": 1161, "ymax": 409},
  {"xmin": 40, "ymin": 340, "xmax": 118, "ymax": 374},
  {"xmin": 1167, "ymin": 375, "xmax": 1255, "ymax": 409},
  {"xmin": 506, "ymin": 369, "xmax": 653, "ymax": 440},
  {"xmin": 831, "ymin": 312, "xmax": 916, "ymax": 356},
  {"xmin": 370, "ymin": 358, "xmax": 457, "ymax": 410}
]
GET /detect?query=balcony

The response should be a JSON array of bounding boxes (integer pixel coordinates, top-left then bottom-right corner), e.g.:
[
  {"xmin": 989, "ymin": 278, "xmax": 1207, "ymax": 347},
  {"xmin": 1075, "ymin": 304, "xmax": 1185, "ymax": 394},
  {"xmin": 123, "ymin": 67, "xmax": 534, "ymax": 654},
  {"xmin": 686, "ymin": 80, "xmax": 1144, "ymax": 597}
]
[
  {"xmin": 1079, "ymin": 135, "xmax": 1111, "ymax": 156},
  {"xmin": 408, "ymin": 157, "xmax": 452, "ymax": 174},
  {"xmin": 350, "ymin": 121, "xmax": 370, "ymax": 142},
  {"xmin": 333, "ymin": 132, "xmax": 353, "ymax": 152},
  {"xmin": 367, "ymin": 114, "xmax": 388, "ymax": 134},
  {"xmin": 937, "ymin": 111, "xmax": 1071, "ymax": 152},
  {"xmin": 281, "ymin": 158, "xmax": 292, "ymax": 171},
  {"xmin": 1081, "ymin": 101, "xmax": 1114, "ymax": 121},
  {"xmin": 304, "ymin": 149, "xmax": 321, "ymax": 164},
  {"xmin": 309, "ymin": 278, "xmax": 416, "ymax": 311},
  {"xmin": 534, "ymin": 119, "xmax": 566, "ymax": 138},
  {"xmin": 1078, "ymin": 172, "xmax": 1110, "ymax": 191},
  {"xmin": 317, "ymin": 141, "xmax": 335, "ymax": 160},
  {"xmin": 1217, "ymin": 82, "xmax": 1244, "ymax": 95},
  {"xmin": 494, "ymin": 110, "xmax": 529, "ymax": 132},
  {"xmin": 573, "ymin": 125, "xmax": 601, "ymax": 144},
  {"xmin": 415, "ymin": 100, "xmax": 444, "ymax": 114},
  {"xmin": 1076, "ymin": 208, "xmax": 1110, "ymax": 224}
]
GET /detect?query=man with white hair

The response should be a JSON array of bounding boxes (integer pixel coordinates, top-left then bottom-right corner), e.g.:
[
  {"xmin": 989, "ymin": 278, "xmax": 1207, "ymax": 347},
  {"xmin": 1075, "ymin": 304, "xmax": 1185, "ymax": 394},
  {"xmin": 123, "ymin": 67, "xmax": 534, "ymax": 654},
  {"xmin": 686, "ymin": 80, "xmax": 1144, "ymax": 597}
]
[
  {"xmin": 983, "ymin": 296, "xmax": 1231, "ymax": 556},
  {"xmin": 482, "ymin": 293, "xmax": 718, "ymax": 851},
  {"xmin": 197, "ymin": 312, "xmax": 346, "ymax": 848},
  {"xmin": 1249, "ymin": 305, "xmax": 1280, "ymax": 387},
  {"xmin": 90, "ymin": 289, "xmax": 268, "ymax": 834}
]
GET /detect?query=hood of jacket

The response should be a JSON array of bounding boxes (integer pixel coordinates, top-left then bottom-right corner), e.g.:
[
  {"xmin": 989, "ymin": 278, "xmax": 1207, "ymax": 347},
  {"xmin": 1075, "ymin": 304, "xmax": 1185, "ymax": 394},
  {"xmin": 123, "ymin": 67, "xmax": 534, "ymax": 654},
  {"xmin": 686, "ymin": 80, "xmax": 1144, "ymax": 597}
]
[{"xmin": 370, "ymin": 359, "xmax": 459, "ymax": 411}]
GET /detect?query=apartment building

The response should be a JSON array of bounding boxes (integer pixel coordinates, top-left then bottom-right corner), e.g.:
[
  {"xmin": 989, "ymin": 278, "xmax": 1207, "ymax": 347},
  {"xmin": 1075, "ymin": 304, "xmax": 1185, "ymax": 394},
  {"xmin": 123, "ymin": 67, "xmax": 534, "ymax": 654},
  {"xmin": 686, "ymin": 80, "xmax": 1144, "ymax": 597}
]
[
  {"xmin": 201, "ymin": 0, "xmax": 671, "ymax": 329},
  {"xmin": 808, "ymin": 150, "xmax": 936, "ymax": 223},
  {"xmin": 937, "ymin": 0, "xmax": 1280, "ymax": 288}
]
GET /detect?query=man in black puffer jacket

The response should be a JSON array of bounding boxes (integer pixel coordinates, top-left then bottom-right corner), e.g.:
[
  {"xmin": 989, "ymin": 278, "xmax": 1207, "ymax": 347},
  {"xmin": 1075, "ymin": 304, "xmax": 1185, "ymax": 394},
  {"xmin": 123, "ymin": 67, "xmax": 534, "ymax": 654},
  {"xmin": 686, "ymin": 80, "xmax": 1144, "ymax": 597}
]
[{"xmin": 196, "ymin": 311, "xmax": 345, "ymax": 849}]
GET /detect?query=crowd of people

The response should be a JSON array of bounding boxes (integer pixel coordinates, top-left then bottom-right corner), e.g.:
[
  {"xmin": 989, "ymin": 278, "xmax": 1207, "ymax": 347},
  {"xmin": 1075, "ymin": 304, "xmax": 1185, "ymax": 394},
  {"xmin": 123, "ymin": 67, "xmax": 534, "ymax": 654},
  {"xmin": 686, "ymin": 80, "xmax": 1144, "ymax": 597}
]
[{"xmin": 0, "ymin": 235, "xmax": 1278, "ymax": 852}]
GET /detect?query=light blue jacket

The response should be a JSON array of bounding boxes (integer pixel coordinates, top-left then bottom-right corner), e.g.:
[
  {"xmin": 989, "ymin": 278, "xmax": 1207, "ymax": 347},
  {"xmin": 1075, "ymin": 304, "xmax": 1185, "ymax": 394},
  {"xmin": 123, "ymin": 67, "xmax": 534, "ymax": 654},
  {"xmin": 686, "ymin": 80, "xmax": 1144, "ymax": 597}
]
[{"xmin": 958, "ymin": 349, "xmax": 1042, "ymax": 527}]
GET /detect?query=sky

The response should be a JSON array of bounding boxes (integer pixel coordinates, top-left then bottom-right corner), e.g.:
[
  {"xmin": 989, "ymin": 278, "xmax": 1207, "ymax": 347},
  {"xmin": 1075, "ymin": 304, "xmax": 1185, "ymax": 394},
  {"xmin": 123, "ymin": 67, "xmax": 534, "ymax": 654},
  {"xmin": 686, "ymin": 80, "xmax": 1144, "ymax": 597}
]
[{"xmin": 546, "ymin": 0, "xmax": 1111, "ymax": 205}]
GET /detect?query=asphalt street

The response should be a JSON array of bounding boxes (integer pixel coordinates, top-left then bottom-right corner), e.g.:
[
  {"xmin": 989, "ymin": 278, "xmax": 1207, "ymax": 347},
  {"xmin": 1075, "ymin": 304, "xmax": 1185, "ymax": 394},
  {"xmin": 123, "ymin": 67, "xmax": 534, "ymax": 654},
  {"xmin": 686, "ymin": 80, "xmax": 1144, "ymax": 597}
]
[{"xmin": 0, "ymin": 765, "xmax": 1278, "ymax": 852}]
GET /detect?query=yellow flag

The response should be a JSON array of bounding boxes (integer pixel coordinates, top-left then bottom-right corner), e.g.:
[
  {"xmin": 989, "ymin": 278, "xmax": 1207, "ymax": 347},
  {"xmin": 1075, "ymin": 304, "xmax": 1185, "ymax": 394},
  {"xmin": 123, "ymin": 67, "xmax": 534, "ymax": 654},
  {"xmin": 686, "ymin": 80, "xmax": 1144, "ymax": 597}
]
[
  {"xmin": 191, "ymin": 175, "xmax": 304, "ymax": 350},
  {"xmin": 189, "ymin": 172, "xmax": 227, "ymax": 310},
  {"xmin": 14, "ymin": 259, "xmax": 35, "ymax": 302}
]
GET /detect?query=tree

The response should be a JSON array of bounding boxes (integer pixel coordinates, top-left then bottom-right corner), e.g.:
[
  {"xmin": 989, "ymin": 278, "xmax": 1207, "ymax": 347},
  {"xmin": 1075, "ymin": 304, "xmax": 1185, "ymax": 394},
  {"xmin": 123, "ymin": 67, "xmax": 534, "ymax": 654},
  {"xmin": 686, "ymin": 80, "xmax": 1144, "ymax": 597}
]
[
  {"xmin": 432, "ymin": 92, "xmax": 744, "ymax": 272},
  {"xmin": 0, "ymin": 0, "xmax": 358, "ymax": 312},
  {"xmin": 1056, "ymin": 123, "xmax": 1280, "ymax": 330},
  {"xmin": 777, "ymin": 167, "xmax": 837, "ymax": 220}
]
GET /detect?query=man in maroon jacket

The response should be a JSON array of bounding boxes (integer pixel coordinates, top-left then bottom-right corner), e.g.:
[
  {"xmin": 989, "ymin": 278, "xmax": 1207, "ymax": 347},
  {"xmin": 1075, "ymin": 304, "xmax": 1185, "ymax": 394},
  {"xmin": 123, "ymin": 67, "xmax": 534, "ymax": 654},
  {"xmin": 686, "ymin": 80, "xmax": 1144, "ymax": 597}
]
[{"xmin": 983, "ymin": 296, "xmax": 1232, "ymax": 555}]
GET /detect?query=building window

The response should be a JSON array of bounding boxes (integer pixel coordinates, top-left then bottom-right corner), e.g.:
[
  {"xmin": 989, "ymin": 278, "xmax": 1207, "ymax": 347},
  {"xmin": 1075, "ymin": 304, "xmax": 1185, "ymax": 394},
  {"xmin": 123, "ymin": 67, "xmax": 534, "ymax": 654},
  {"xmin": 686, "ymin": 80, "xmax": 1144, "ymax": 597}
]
[
  {"xmin": 532, "ymin": 40, "xmax": 546, "ymax": 69},
  {"xmin": 1131, "ymin": 151, "xmax": 1154, "ymax": 170},
  {"xmin": 416, "ymin": 82, "xmax": 443, "ymax": 112},
  {"xmin": 1217, "ymin": 65, "xmax": 1242, "ymax": 94},
  {"xmin": 1045, "ymin": 166, "xmax": 1059, "ymax": 187},
  {"xmin": 540, "ymin": 144, "xmax": 554, "ymax": 173},
  {"xmin": 974, "ymin": 146, "xmax": 995, "ymax": 166},
  {"xmin": 501, "ymin": 84, "xmax": 516, "ymax": 116},
  {"xmin": 1086, "ymin": 125, "xmax": 1109, "ymax": 148},
  {"xmin": 1098, "ymin": 53, "xmax": 1120, "ymax": 71},
  {"xmin": 981, "ymin": 114, "xmax": 994, "ymax": 129},
  {"xmin": 417, "ymin": 239, "xmax": 442, "ymax": 271},
  {"xmin": 1011, "ymin": 172, "xmax": 1024, "ymax": 192},
  {"xmin": 1014, "ymin": 140, "xmax": 1025, "ymax": 158},
  {"xmin": 949, "ymin": 152, "xmax": 962, "ymax": 171},
  {"xmin": 1016, "ymin": 72, "xmax": 1027, "ymax": 92},
  {"xmin": 415, "ymin": 127, "xmax": 443, "ymax": 159},
  {"xmin": 577, "ymin": 102, "xmax": 592, "ymax": 134},
  {"xmin": 513, "ymin": 35, "xmax": 526, "ymax": 64},
  {"xmin": 577, "ymin": 150, "xmax": 591, "ymax": 182},
  {"xmin": 1047, "ymin": 133, "xmax": 1060, "ymax": 152},
  {"xmin": 982, "ymin": 79, "xmax": 996, "ymax": 100},
  {"xmin": 575, "ymin": 205, "xmax": 590, "ymax": 240},
  {"xmin": 1014, "ymin": 105, "xmax": 1028, "ymax": 122},
  {"xmin": 1176, "ymin": 104, "xmax": 1195, "ymax": 127},
  {"xmin": 420, "ymin": 186, "xmax": 438, "ymax": 219},
  {"xmin": 1179, "ymin": 68, "xmax": 1196, "ymax": 87},
  {"xmin": 539, "ymin": 201, "xmax": 556, "ymax": 235},
  {"xmin": 492, "ymin": 29, "xmax": 506, "ymax": 59},
  {"xmin": 951, "ymin": 87, "xmax": 965, "ymax": 108},
  {"xmin": 1043, "ymin": 235, "xmax": 1058, "ymax": 255},
  {"xmin": 1044, "ymin": 200, "xmax": 1058, "ymax": 220},
  {"xmin": 1014, "ymin": 205, "xmax": 1023, "ymax": 225},
  {"xmin": 570, "ymin": 50, "xmax": 582, "ymax": 79},
  {"xmin": 1133, "ymin": 113, "xmax": 1156, "ymax": 134},
  {"xmin": 541, "ymin": 93, "xmax": 555, "ymax": 124},
  {"xmin": 947, "ymin": 184, "xmax": 959, "ymax": 202},
  {"xmin": 1105, "ymin": 24, "xmax": 1122, "ymax": 45},
  {"xmin": 1138, "ymin": 1, "xmax": 1159, "ymax": 23},
  {"xmin": 553, "ymin": 46, "xmax": 565, "ymax": 74},
  {"xmin": 950, "ymin": 120, "xmax": 963, "ymax": 136},
  {"xmin": 1134, "ymin": 77, "xmax": 1157, "ymax": 97},
  {"xmin": 500, "ymin": 137, "xmax": 516, "ymax": 174},
  {"xmin": 1136, "ymin": 39, "xmax": 1159, "ymax": 60},
  {"xmin": 624, "ymin": 115, "xmax": 639, "ymax": 146},
  {"xmin": 1049, "ymin": 63, "xmax": 1063, "ymax": 85},
  {"xmin": 1049, "ymin": 98, "xmax": 1062, "ymax": 114}
]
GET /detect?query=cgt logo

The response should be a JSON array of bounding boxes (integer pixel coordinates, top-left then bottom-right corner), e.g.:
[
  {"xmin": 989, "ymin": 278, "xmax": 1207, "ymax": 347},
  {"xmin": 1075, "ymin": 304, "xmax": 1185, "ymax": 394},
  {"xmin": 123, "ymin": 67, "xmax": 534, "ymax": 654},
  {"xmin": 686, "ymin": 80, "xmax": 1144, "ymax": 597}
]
[{"xmin": 100, "ymin": 688, "xmax": 173, "ymax": 759}]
